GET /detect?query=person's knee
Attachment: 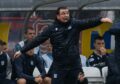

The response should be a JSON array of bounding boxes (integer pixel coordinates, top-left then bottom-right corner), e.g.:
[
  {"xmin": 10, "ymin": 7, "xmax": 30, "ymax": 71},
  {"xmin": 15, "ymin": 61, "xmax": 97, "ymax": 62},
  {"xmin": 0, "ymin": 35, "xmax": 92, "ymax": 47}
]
[
  {"xmin": 44, "ymin": 77, "xmax": 51, "ymax": 84},
  {"xmin": 17, "ymin": 78, "xmax": 26, "ymax": 84}
]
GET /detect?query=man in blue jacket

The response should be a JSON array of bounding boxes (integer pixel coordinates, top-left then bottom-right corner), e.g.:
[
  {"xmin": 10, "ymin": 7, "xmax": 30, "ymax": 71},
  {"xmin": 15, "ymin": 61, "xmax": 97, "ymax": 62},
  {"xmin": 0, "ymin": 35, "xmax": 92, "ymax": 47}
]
[
  {"xmin": 14, "ymin": 6, "xmax": 112, "ymax": 84},
  {"xmin": 0, "ymin": 40, "xmax": 15, "ymax": 84},
  {"xmin": 13, "ymin": 48, "xmax": 46, "ymax": 84}
]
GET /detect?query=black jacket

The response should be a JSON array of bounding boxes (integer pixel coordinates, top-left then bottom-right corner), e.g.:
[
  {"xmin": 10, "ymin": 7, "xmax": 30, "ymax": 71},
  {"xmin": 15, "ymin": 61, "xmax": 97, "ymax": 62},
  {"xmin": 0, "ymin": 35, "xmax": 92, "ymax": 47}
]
[
  {"xmin": 0, "ymin": 52, "xmax": 7, "ymax": 79},
  {"xmin": 106, "ymin": 53, "xmax": 120, "ymax": 84},
  {"xmin": 87, "ymin": 52, "xmax": 108, "ymax": 69},
  {"xmin": 107, "ymin": 22, "xmax": 120, "ymax": 83},
  {"xmin": 21, "ymin": 17, "xmax": 102, "ymax": 70},
  {"xmin": 13, "ymin": 54, "xmax": 46, "ymax": 80}
]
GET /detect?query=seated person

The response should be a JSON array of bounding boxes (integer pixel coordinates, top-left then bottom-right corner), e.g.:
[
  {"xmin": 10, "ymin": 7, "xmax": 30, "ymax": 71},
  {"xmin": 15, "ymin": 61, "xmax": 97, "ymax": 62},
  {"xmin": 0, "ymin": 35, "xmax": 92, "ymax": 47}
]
[
  {"xmin": 0, "ymin": 40, "xmax": 14, "ymax": 84},
  {"xmin": 13, "ymin": 48, "xmax": 46, "ymax": 84},
  {"xmin": 41, "ymin": 41, "xmax": 53, "ymax": 69},
  {"xmin": 2, "ymin": 41, "xmax": 12, "ymax": 79},
  {"xmin": 87, "ymin": 36, "xmax": 109, "ymax": 70}
]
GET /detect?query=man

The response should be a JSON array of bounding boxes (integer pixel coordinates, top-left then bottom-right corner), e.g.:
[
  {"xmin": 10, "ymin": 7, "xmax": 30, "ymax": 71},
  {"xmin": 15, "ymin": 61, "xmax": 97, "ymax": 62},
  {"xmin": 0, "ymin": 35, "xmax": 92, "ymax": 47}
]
[
  {"xmin": 41, "ymin": 40, "xmax": 53, "ymax": 69},
  {"xmin": 13, "ymin": 27, "xmax": 45, "ymax": 79},
  {"xmin": 87, "ymin": 36, "xmax": 109, "ymax": 70},
  {"xmin": 14, "ymin": 27, "xmax": 40, "ymax": 55},
  {"xmin": 13, "ymin": 48, "xmax": 46, "ymax": 84},
  {"xmin": 106, "ymin": 22, "xmax": 120, "ymax": 84},
  {"xmin": 2, "ymin": 41, "xmax": 12, "ymax": 79},
  {"xmin": 2, "ymin": 41, "xmax": 9, "ymax": 53},
  {"xmin": 14, "ymin": 6, "xmax": 112, "ymax": 84},
  {"xmin": 0, "ymin": 40, "xmax": 14, "ymax": 84}
]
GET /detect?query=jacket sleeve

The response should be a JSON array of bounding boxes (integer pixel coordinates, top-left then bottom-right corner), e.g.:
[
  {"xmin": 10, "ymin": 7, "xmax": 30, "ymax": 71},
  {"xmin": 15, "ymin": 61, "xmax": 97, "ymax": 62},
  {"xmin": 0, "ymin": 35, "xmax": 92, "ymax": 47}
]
[
  {"xmin": 108, "ymin": 27, "xmax": 120, "ymax": 35},
  {"xmin": 14, "ymin": 43, "xmax": 22, "ymax": 52},
  {"xmin": 108, "ymin": 22, "xmax": 120, "ymax": 35},
  {"xmin": 14, "ymin": 56, "xmax": 35, "ymax": 80},
  {"xmin": 74, "ymin": 17, "xmax": 102, "ymax": 31},
  {"xmin": 21, "ymin": 27, "xmax": 51, "ymax": 53},
  {"xmin": 35, "ymin": 55, "xmax": 46, "ymax": 78}
]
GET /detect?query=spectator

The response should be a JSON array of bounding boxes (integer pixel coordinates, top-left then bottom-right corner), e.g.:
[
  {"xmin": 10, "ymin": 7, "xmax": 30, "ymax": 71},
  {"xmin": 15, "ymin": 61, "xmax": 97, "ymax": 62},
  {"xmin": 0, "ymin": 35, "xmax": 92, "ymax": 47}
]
[
  {"xmin": 87, "ymin": 36, "xmax": 109, "ymax": 70},
  {"xmin": 2, "ymin": 41, "xmax": 12, "ymax": 79},
  {"xmin": 13, "ymin": 48, "xmax": 46, "ymax": 84},
  {"xmin": 14, "ymin": 27, "xmax": 41, "ymax": 57},
  {"xmin": 41, "ymin": 40, "xmax": 53, "ymax": 69},
  {"xmin": 0, "ymin": 40, "xmax": 14, "ymax": 84}
]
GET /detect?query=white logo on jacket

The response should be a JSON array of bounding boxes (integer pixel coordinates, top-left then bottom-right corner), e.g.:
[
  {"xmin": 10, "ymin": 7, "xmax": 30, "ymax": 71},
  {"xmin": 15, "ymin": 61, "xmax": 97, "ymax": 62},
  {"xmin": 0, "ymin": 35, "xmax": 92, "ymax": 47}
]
[
  {"xmin": 1, "ymin": 61, "xmax": 5, "ymax": 66},
  {"xmin": 30, "ymin": 61, "xmax": 34, "ymax": 66},
  {"xmin": 68, "ymin": 26, "xmax": 72, "ymax": 30},
  {"xmin": 55, "ymin": 28, "xmax": 58, "ymax": 31}
]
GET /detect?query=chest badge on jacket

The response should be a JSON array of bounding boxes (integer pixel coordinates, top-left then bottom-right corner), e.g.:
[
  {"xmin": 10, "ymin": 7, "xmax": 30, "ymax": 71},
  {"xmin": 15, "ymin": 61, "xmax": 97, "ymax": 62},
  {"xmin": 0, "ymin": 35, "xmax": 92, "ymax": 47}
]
[
  {"xmin": 1, "ymin": 61, "xmax": 5, "ymax": 66},
  {"xmin": 68, "ymin": 26, "xmax": 72, "ymax": 30},
  {"xmin": 30, "ymin": 60, "xmax": 34, "ymax": 66},
  {"xmin": 55, "ymin": 27, "xmax": 58, "ymax": 31}
]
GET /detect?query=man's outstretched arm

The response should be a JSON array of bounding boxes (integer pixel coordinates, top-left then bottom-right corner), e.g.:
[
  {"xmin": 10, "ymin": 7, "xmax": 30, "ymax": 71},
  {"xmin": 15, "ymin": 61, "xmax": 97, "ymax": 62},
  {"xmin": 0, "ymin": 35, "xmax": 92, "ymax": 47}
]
[{"xmin": 14, "ymin": 27, "xmax": 52, "ymax": 58}]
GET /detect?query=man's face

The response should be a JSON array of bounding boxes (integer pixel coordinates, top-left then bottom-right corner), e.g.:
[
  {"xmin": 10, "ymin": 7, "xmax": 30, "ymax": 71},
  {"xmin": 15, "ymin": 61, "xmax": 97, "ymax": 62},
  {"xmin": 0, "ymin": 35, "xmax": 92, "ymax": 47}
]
[
  {"xmin": 57, "ymin": 9, "xmax": 70, "ymax": 23},
  {"xmin": 2, "ymin": 45, "xmax": 8, "ymax": 53},
  {"xmin": 26, "ymin": 49, "xmax": 34, "ymax": 56},
  {"xmin": 94, "ymin": 40, "xmax": 105, "ymax": 51},
  {"xmin": 25, "ymin": 29, "xmax": 35, "ymax": 41}
]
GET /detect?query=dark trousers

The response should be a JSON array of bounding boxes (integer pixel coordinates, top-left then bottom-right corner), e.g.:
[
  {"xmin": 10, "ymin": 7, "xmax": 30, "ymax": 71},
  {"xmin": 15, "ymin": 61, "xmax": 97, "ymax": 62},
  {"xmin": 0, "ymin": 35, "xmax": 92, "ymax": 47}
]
[
  {"xmin": 51, "ymin": 68, "xmax": 80, "ymax": 84},
  {"xmin": 0, "ymin": 79, "xmax": 15, "ymax": 84},
  {"xmin": 26, "ymin": 80, "xmax": 37, "ymax": 84},
  {"xmin": 106, "ymin": 76, "xmax": 120, "ymax": 84},
  {"xmin": 14, "ymin": 79, "xmax": 37, "ymax": 84},
  {"xmin": 77, "ymin": 78, "xmax": 88, "ymax": 84}
]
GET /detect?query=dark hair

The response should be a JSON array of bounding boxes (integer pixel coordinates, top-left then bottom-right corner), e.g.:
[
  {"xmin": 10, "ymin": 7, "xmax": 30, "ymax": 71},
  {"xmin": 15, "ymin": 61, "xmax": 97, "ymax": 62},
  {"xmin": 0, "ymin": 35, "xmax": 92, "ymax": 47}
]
[
  {"xmin": 0, "ymin": 39, "xmax": 3, "ymax": 45},
  {"xmin": 0, "ymin": 40, "xmax": 7, "ymax": 46},
  {"xmin": 24, "ymin": 27, "xmax": 35, "ymax": 34},
  {"xmin": 2, "ymin": 41, "xmax": 7, "ymax": 45},
  {"xmin": 94, "ymin": 36, "xmax": 104, "ymax": 43},
  {"xmin": 56, "ymin": 6, "xmax": 69, "ymax": 15}
]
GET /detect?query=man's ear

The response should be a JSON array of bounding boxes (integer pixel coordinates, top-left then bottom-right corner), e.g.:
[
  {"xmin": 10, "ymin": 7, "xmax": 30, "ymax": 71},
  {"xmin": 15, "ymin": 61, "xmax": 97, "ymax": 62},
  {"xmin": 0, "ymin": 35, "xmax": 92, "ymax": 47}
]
[{"xmin": 24, "ymin": 34, "xmax": 27, "ymax": 38}]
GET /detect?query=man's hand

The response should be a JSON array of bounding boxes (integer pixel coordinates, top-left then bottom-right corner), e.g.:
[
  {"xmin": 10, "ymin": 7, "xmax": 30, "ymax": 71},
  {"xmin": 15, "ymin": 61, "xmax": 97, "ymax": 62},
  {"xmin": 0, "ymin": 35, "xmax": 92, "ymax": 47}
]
[
  {"xmin": 78, "ymin": 72, "xmax": 85, "ymax": 82},
  {"xmin": 34, "ymin": 76, "xmax": 43, "ymax": 84},
  {"xmin": 101, "ymin": 18, "xmax": 113, "ymax": 23},
  {"xmin": 14, "ymin": 51, "xmax": 22, "ymax": 59},
  {"xmin": 99, "ymin": 47, "xmax": 107, "ymax": 55}
]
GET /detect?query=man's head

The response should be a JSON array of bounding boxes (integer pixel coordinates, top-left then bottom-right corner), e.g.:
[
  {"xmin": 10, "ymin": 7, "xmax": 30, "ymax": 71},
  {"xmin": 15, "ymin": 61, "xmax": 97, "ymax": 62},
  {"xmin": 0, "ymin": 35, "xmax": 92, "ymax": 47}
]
[
  {"xmin": 94, "ymin": 36, "xmax": 105, "ymax": 51},
  {"xmin": 2, "ymin": 41, "xmax": 8, "ymax": 53},
  {"xmin": 26, "ymin": 49, "xmax": 34, "ymax": 56},
  {"xmin": 56, "ymin": 6, "xmax": 70, "ymax": 23},
  {"xmin": 24, "ymin": 27, "xmax": 36, "ymax": 41}
]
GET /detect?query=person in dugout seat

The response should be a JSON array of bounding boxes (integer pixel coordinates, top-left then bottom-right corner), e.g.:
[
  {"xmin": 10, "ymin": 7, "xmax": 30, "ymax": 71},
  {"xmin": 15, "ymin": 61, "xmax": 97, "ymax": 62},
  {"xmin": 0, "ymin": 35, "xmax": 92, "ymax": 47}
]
[
  {"xmin": 87, "ymin": 36, "xmax": 109, "ymax": 72},
  {"xmin": 12, "ymin": 48, "xmax": 46, "ymax": 84},
  {"xmin": 0, "ymin": 39, "xmax": 15, "ymax": 84}
]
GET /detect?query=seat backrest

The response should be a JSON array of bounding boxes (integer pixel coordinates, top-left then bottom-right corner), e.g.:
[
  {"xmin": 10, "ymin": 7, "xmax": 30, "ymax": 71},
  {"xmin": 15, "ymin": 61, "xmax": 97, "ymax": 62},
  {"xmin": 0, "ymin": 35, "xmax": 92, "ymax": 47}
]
[
  {"xmin": 33, "ymin": 67, "xmax": 41, "ymax": 77},
  {"xmin": 83, "ymin": 67, "xmax": 104, "ymax": 83},
  {"xmin": 82, "ymin": 67, "xmax": 101, "ymax": 77},
  {"xmin": 102, "ymin": 66, "xmax": 108, "ymax": 83}
]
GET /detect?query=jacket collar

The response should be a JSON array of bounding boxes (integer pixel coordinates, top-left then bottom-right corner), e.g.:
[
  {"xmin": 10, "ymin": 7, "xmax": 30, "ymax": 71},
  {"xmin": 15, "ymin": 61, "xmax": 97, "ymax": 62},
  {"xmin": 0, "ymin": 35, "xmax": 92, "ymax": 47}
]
[{"xmin": 54, "ymin": 18, "xmax": 71, "ymax": 27}]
